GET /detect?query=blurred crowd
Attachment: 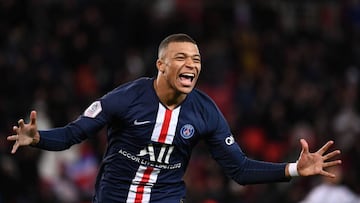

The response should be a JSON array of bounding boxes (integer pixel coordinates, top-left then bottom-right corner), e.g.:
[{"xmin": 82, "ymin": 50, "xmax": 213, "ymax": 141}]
[{"xmin": 0, "ymin": 0, "xmax": 360, "ymax": 202}]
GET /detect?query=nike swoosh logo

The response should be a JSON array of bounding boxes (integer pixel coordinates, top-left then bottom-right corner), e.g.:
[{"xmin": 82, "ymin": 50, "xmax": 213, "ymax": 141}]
[{"xmin": 134, "ymin": 120, "xmax": 151, "ymax": 125}]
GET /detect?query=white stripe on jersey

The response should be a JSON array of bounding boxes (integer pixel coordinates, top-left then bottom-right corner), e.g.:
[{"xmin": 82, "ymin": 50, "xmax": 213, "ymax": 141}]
[
  {"xmin": 127, "ymin": 103, "xmax": 180, "ymax": 202},
  {"xmin": 126, "ymin": 165, "xmax": 160, "ymax": 203},
  {"xmin": 151, "ymin": 103, "xmax": 180, "ymax": 144}
]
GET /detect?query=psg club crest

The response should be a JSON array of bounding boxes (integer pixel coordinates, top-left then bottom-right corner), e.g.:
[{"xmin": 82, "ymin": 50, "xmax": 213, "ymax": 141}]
[{"xmin": 180, "ymin": 124, "xmax": 194, "ymax": 139}]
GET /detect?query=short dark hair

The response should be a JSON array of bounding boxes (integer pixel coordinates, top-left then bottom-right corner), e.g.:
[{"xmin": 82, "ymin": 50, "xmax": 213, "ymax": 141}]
[{"xmin": 158, "ymin": 33, "xmax": 197, "ymax": 57}]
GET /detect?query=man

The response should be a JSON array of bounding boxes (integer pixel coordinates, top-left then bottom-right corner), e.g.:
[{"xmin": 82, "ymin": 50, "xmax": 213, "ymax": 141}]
[
  {"xmin": 299, "ymin": 166, "xmax": 360, "ymax": 203},
  {"xmin": 7, "ymin": 33, "xmax": 341, "ymax": 203}
]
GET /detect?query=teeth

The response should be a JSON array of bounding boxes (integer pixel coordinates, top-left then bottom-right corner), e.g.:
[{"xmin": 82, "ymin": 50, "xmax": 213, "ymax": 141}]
[
  {"xmin": 181, "ymin": 73, "xmax": 195, "ymax": 77},
  {"xmin": 179, "ymin": 73, "xmax": 195, "ymax": 82}
]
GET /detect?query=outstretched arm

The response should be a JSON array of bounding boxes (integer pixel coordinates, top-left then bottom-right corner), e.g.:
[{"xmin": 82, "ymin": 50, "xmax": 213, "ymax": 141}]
[
  {"xmin": 7, "ymin": 111, "xmax": 40, "ymax": 154},
  {"xmin": 285, "ymin": 139, "xmax": 342, "ymax": 178}
]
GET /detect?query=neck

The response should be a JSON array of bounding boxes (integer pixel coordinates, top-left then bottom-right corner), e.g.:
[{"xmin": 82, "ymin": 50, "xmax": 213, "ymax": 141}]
[{"xmin": 154, "ymin": 79, "xmax": 187, "ymax": 110}]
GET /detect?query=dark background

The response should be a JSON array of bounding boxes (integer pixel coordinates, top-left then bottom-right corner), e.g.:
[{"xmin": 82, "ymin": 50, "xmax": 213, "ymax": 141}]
[{"xmin": 0, "ymin": 0, "xmax": 359, "ymax": 202}]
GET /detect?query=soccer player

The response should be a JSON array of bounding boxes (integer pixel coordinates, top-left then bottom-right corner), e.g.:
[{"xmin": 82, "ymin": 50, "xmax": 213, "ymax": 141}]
[{"xmin": 7, "ymin": 33, "xmax": 341, "ymax": 203}]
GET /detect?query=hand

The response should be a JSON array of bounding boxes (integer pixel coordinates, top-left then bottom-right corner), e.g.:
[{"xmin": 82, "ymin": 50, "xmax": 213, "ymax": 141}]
[
  {"xmin": 296, "ymin": 139, "xmax": 341, "ymax": 178},
  {"xmin": 7, "ymin": 111, "xmax": 40, "ymax": 154}
]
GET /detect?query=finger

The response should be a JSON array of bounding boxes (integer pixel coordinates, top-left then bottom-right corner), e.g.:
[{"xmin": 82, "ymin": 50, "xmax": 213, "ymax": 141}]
[
  {"xmin": 323, "ymin": 150, "xmax": 341, "ymax": 161},
  {"xmin": 11, "ymin": 142, "xmax": 19, "ymax": 154},
  {"xmin": 317, "ymin": 140, "xmax": 334, "ymax": 155},
  {"xmin": 7, "ymin": 135, "xmax": 19, "ymax": 141},
  {"xmin": 30, "ymin": 111, "xmax": 37, "ymax": 126},
  {"xmin": 18, "ymin": 119, "xmax": 25, "ymax": 128},
  {"xmin": 13, "ymin": 126, "xmax": 19, "ymax": 133},
  {"xmin": 300, "ymin": 139, "xmax": 309, "ymax": 154},
  {"xmin": 323, "ymin": 160, "xmax": 342, "ymax": 168},
  {"xmin": 320, "ymin": 170, "xmax": 336, "ymax": 178}
]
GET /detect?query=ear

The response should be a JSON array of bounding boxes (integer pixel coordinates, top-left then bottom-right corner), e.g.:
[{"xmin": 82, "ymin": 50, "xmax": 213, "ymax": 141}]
[{"xmin": 156, "ymin": 59, "xmax": 165, "ymax": 73}]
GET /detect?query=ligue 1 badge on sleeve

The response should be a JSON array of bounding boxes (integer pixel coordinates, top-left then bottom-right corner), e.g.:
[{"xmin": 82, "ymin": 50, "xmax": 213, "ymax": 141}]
[
  {"xmin": 180, "ymin": 124, "xmax": 195, "ymax": 139},
  {"xmin": 84, "ymin": 101, "xmax": 102, "ymax": 118}
]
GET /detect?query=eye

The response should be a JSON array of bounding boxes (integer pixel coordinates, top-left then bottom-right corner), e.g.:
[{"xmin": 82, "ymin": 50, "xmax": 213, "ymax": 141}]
[
  {"xmin": 193, "ymin": 57, "xmax": 201, "ymax": 63},
  {"xmin": 175, "ymin": 56, "xmax": 186, "ymax": 61}
]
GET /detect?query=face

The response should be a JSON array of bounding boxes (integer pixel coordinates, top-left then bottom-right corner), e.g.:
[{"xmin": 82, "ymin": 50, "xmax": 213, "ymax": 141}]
[{"xmin": 157, "ymin": 42, "xmax": 201, "ymax": 94}]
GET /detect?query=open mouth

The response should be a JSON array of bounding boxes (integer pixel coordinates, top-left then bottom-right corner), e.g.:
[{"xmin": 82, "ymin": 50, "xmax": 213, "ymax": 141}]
[{"xmin": 179, "ymin": 73, "xmax": 195, "ymax": 86}]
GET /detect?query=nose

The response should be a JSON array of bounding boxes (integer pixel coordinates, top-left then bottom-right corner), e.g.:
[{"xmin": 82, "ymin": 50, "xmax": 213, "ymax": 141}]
[{"xmin": 184, "ymin": 57, "xmax": 196, "ymax": 68}]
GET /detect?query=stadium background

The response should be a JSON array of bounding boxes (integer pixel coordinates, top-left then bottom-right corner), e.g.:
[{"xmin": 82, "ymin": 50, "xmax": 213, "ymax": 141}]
[{"xmin": 0, "ymin": 0, "xmax": 359, "ymax": 202}]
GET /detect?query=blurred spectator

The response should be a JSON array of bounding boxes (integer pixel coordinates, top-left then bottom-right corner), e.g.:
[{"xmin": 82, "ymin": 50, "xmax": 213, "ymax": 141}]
[
  {"xmin": 333, "ymin": 66, "xmax": 360, "ymax": 152},
  {"xmin": 299, "ymin": 166, "xmax": 360, "ymax": 203}
]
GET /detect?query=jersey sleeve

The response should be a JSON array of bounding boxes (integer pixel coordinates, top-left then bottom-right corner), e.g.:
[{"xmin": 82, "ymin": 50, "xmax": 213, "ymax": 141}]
[
  {"xmin": 35, "ymin": 99, "xmax": 110, "ymax": 151},
  {"xmin": 205, "ymin": 108, "xmax": 290, "ymax": 185},
  {"xmin": 34, "ymin": 84, "xmax": 130, "ymax": 151}
]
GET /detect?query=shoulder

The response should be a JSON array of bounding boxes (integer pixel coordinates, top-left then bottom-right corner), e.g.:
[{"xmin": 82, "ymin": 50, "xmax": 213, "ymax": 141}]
[
  {"xmin": 188, "ymin": 88, "xmax": 224, "ymax": 123},
  {"xmin": 112, "ymin": 77, "xmax": 153, "ymax": 93},
  {"xmin": 99, "ymin": 77, "xmax": 154, "ymax": 110},
  {"xmin": 189, "ymin": 88, "xmax": 231, "ymax": 135},
  {"xmin": 190, "ymin": 88, "xmax": 220, "ymax": 111},
  {"xmin": 103, "ymin": 77, "xmax": 153, "ymax": 99}
]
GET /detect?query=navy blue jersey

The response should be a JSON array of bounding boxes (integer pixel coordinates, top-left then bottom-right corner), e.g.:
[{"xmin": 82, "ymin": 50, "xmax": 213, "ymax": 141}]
[{"xmin": 36, "ymin": 77, "xmax": 289, "ymax": 203}]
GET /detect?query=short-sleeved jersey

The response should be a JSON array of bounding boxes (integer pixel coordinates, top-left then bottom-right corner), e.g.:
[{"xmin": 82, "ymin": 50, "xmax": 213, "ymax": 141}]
[{"xmin": 36, "ymin": 77, "xmax": 288, "ymax": 203}]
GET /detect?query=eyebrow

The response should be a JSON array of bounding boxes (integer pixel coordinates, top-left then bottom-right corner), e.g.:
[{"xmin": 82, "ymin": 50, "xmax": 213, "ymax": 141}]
[{"xmin": 174, "ymin": 52, "xmax": 201, "ymax": 58}]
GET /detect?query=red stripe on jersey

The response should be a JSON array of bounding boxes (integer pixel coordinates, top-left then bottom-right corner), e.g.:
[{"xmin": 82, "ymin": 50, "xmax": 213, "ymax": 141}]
[
  {"xmin": 158, "ymin": 109, "xmax": 172, "ymax": 143},
  {"xmin": 134, "ymin": 167, "xmax": 154, "ymax": 203}
]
